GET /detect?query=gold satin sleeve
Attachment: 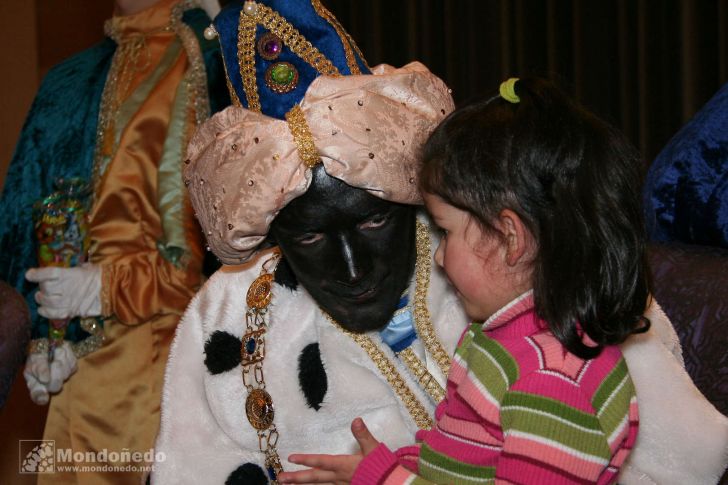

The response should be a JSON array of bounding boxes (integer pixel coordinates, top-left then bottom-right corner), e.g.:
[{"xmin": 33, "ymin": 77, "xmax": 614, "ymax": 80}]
[
  {"xmin": 101, "ymin": 245, "xmax": 201, "ymax": 325},
  {"xmin": 89, "ymin": 27, "xmax": 204, "ymax": 326}
]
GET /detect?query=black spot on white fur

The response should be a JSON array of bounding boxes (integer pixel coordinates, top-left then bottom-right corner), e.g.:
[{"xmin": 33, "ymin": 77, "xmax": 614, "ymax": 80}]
[
  {"xmin": 298, "ymin": 343, "xmax": 327, "ymax": 410},
  {"xmin": 204, "ymin": 331, "xmax": 241, "ymax": 374},
  {"xmin": 225, "ymin": 462, "xmax": 267, "ymax": 485}
]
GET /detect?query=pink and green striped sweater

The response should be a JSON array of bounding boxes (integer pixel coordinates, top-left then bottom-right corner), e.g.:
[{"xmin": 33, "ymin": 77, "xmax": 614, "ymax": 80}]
[{"xmin": 352, "ymin": 291, "xmax": 639, "ymax": 484}]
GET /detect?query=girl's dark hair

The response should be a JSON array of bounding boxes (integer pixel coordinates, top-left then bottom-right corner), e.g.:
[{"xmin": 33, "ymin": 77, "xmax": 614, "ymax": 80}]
[{"xmin": 420, "ymin": 77, "xmax": 651, "ymax": 359}]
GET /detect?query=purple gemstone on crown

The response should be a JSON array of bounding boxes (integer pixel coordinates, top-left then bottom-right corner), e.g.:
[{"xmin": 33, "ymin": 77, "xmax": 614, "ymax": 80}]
[
  {"xmin": 257, "ymin": 32, "xmax": 283, "ymax": 61},
  {"xmin": 264, "ymin": 40, "xmax": 281, "ymax": 56}
]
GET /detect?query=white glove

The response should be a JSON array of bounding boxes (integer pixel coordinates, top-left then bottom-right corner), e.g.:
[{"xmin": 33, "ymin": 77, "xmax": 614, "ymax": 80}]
[
  {"xmin": 26, "ymin": 264, "xmax": 102, "ymax": 320},
  {"xmin": 23, "ymin": 341, "xmax": 78, "ymax": 405}
]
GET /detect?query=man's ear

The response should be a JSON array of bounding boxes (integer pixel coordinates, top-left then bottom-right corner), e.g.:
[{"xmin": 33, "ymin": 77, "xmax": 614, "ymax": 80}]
[{"xmin": 498, "ymin": 209, "xmax": 533, "ymax": 266}]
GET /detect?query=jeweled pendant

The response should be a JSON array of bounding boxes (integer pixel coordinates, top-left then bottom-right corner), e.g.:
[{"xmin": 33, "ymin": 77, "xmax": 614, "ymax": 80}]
[
  {"xmin": 246, "ymin": 388, "xmax": 274, "ymax": 430},
  {"xmin": 265, "ymin": 62, "xmax": 298, "ymax": 94},
  {"xmin": 245, "ymin": 337, "xmax": 257, "ymax": 354},
  {"xmin": 241, "ymin": 329, "xmax": 265, "ymax": 364},
  {"xmin": 257, "ymin": 32, "xmax": 283, "ymax": 60},
  {"xmin": 246, "ymin": 273, "xmax": 273, "ymax": 309}
]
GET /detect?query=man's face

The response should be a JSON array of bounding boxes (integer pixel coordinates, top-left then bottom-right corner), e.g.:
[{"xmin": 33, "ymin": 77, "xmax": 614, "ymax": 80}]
[{"xmin": 269, "ymin": 167, "xmax": 416, "ymax": 333}]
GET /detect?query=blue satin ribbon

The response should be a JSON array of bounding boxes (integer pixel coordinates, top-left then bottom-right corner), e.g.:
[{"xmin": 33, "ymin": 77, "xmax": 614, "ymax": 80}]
[{"xmin": 379, "ymin": 295, "xmax": 417, "ymax": 353}]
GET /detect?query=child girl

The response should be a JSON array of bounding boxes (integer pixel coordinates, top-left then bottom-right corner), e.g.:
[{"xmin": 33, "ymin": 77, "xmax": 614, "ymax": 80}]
[{"xmin": 278, "ymin": 77, "xmax": 651, "ymax": 484}]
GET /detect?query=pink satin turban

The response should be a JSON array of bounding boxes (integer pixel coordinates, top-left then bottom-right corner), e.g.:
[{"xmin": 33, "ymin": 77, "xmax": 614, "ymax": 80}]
[{"xmin": 185, "ymin": 62, "xmax": 454, "ymax": 264}]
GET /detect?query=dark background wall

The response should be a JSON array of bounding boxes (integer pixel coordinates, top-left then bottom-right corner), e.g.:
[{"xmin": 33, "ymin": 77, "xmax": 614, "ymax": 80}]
[
  {"xmin": 1, "ymin": 0, "xmax": 726, "ymax": 186},
  {"xmin": 325, "ymin": 0, "xmax": 728, "ymax": 164}
]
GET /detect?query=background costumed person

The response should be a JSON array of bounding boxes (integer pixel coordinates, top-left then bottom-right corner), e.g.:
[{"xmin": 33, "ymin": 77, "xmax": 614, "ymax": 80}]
[
  {"xmin": 155, "ymin": 1, "xmax": 728, "ymax": 484},
  {"xmin": 0, "ymin": 0, "xmax": 229, "ymax": 482},
  {"xmin": 644, "ymin": 82, "xmax": 728, "ymax": 249}
]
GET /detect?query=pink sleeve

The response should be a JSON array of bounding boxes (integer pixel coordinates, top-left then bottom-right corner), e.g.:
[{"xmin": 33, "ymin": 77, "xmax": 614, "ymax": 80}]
[{"xmin": 352, "ymin": 443, "xmax": 435, "ymax": 485}]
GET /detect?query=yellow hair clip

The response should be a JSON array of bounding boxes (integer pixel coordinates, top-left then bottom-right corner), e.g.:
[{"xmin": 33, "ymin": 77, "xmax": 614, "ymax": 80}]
[{"xmin": 499, "ymin": 78, "xmax": 520, "ymax": 103}]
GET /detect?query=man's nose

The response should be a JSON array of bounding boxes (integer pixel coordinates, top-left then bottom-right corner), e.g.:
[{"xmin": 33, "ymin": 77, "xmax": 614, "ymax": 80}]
[{"xmin": 337, "ymin": 232, "xmax": 363, "ymax": 283}]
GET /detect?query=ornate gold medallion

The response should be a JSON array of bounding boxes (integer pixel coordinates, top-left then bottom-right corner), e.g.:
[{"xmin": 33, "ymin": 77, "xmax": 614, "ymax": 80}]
[
  {"xmin": 247, "ymin": 273, "xmax": 273, "ymax": 309},
  {"xmin": 246, "ymin": 388, "xmax": 275, "ymax": 430}
]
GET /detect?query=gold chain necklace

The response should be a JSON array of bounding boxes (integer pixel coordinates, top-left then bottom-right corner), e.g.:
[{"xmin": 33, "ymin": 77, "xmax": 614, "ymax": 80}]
[
  {"xmin": 398, "ymin": 347, "xmax": 445, "ymax": 403},
  {"xmin": 242, "ymin": 250, "xmax": 284, "ymax": 483},
  {"xmin": 412, "ymin": 219, "xmax": 452, "ymax": 378}
]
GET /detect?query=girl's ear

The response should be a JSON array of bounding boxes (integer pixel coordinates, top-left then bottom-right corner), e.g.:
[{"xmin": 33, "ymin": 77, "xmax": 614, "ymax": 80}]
[{"xmin": 498, "ymin": 209, "xmax": 533, "ymax": 266}]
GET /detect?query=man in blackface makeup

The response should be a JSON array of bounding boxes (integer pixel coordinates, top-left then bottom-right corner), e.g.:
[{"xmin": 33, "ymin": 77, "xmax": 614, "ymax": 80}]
[{"xmin": 154, "ymin": 1, "xmax": 728, "ymax": 484}]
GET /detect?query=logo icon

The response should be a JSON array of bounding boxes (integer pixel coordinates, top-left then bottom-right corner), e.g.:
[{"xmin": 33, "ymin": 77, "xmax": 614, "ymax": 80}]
[{"xmin": 19, "ymin": 440, "xmax": 55, "ymax": 473}]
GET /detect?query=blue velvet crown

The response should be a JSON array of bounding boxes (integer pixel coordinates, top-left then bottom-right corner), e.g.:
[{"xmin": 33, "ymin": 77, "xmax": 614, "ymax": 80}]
[{"xmin": 214, "ymin": 0, "xmax": 370, "ymax": 120}]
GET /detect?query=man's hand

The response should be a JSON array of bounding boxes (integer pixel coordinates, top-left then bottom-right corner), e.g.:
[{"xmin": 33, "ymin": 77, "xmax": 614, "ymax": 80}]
[
  {"xmin": 278, "ymin": 418, "xmax": 379, "ymax": 484},
  {"xmin": 23, "ymin": 341, "xmax": 78, "ymax": 405},
  {"xmin": 26, "ymin": 264, "xmax": 102, "ymax": 319}
]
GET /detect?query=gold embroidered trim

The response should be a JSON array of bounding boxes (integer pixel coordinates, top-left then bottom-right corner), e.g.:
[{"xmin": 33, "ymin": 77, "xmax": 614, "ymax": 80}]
[
  {"xmin": 324, "ymin": 313, "xmax": 434, "ymax": 430},
  {"xmin": 93, "ymin": 26, "xmax": 161, "ymax": 194},
  {"xmin": 100, "ymin": 263, "xmax": 112, "ymax": 316},
  {"xmin": 238, "ymin": 7, "xmax": 261, "ymax": 112},
  {"xmin": 285, "ymin": 105, "xmax": 321, "ymax": 168},
  {"xmin": 172, "ymin": 0, "xmax": 211, "ymax": 126},
  {"xmin": 311, "ymin": 0, "xmax": 360, "ymax": 74},
  {"xmin": 399, "ymin": 347, "xmax": 445, "ymax": 403},
  {"xmin": 93, "ymin": 0, "xmax": 210, "ymax": 195},
  {"xmin": 226, "ymin": 72, "xmax": 243, "ymax": 107},
  {"xmin": 341, "ymin": 31, "xmax": 369, "ymax": 72},
  {"xmin": 343, "ymin": 33, "xmax": 370, "ymax": 72},
  {"xmin": 311, "ymin": 0, "xmax": 370, "ymax": 73},
  {"xmin": 217, "ymin": 32, "xmax": 242, "ymax": 107},
  {"xmin": 251, "ymin": 4, "xmax": 341, "ymax": 77},
  {"xmin": 414, "ymin": 220, "xmax": 452, "ymax": 377}
]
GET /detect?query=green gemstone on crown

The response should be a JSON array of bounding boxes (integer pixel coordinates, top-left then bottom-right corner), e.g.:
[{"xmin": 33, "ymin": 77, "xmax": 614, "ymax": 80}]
[{"xmin": 270, "ymin": 63, "xmax": 295, "ymax": 85}]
